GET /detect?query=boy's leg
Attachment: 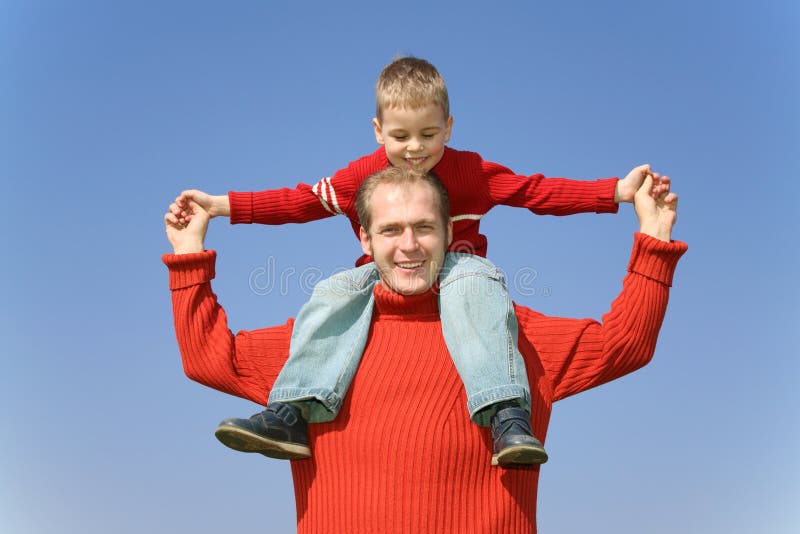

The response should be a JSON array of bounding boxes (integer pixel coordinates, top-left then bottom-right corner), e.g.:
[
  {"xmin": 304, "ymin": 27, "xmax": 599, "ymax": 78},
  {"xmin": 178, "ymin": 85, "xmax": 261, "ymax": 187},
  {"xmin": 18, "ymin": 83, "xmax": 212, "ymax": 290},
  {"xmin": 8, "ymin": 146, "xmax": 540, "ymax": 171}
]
[
  {"xmin": 215, "ymin": 264, "xmax": 380, "ymax": 459},
  {"xmin": 438, "ymin": 253, "xmax": 548, "ymax": 466}
]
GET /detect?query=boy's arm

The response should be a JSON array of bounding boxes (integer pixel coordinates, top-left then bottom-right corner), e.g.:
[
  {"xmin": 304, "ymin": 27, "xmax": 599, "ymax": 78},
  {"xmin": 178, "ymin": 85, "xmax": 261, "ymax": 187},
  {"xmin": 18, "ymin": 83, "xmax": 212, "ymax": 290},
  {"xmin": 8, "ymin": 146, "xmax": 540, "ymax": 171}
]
[
  {"xmin": 483, "ymin": 160, "xmax": 668, "ymax": 214},
  {"xmin": 227, "ymin": 181, "xmax": 348, "ymax": 225},
  {"xmin": 483, "ymin": 159, "xmax": 619, "ymax": 215},
  {"xmin": 174, "ymin": 150, "xmax": 388, "ymax": 227},
  {"xmin": 228, "ymin": 149, "xmax": 390, "ymax": 225},
  {"xmin": 172, "ymin": 185, "xmax": 337, "ymax": 226}
]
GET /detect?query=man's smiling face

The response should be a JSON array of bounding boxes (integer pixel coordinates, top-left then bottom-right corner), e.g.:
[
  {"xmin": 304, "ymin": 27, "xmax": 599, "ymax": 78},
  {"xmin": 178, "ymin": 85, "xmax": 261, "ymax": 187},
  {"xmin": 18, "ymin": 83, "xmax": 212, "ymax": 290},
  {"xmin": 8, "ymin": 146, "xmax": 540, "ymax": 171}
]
[{"xmin": 359, "ymin": 180, "xmax": 452, "ymax": 295}]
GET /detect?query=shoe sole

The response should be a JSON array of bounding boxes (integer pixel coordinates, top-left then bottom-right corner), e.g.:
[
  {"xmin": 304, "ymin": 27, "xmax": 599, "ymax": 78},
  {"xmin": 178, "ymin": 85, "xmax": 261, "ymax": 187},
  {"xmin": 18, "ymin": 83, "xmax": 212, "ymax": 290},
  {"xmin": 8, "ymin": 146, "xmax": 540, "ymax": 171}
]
[
  {"xmin": 214, "ymin": 425, "xmax": 311, "ymax": 460},
  {"xmin": 491, "ymin": 445, "xmax": 548, "ymax": 467}
]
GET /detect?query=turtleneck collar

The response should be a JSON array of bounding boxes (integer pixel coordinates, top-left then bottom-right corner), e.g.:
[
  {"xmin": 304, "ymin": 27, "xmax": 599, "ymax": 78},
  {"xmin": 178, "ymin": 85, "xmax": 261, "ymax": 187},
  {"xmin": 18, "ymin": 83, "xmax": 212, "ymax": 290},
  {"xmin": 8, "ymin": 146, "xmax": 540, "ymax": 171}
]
[{"xmin": 372, "ymin": 282, "xmax": 440, "ymax": 318}]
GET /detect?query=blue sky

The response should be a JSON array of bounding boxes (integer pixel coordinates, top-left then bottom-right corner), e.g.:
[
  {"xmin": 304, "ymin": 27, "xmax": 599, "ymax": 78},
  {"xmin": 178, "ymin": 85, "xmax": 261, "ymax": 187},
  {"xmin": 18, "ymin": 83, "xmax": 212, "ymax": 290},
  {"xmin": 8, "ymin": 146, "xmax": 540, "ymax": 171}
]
[{"xmin": 2, "ymin": 1, "xmax": 797, "ymax": 532}]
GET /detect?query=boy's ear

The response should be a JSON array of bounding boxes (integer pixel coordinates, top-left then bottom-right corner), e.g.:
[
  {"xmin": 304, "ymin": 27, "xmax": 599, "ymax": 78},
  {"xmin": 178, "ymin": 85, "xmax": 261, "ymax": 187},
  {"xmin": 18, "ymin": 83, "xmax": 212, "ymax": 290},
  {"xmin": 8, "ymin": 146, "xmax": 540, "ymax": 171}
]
[
  {"xmin": 372, "ymin": 118, "xmax": 385, "ymax": 145},
  {"xmin": 359, "ymin": 226, "xmax": 373, "ymax": 256},
  {"xmin": 443, "ymin": 115, "xmax": 454, "ymax": 143}
]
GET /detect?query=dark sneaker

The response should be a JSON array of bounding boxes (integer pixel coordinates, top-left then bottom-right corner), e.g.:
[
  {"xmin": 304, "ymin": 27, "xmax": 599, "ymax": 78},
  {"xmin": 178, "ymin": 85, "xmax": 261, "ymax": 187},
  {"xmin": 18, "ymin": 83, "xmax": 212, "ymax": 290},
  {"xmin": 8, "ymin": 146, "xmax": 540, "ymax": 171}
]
[
  {"xmin": 490, "ymin": 405, "xmax": 548, "ymax": 467},
  {"xmin": 214, "ymin": 402, "xmax": 311, "ymax": 460}
]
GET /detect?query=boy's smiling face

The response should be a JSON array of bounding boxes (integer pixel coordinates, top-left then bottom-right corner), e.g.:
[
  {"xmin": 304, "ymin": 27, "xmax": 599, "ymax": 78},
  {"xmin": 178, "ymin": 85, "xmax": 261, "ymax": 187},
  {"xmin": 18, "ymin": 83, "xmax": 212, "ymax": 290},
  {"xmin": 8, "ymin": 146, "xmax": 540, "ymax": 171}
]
[{"xmin": 373, "ymin": 103, "xmax": 453, "ymax": 173}]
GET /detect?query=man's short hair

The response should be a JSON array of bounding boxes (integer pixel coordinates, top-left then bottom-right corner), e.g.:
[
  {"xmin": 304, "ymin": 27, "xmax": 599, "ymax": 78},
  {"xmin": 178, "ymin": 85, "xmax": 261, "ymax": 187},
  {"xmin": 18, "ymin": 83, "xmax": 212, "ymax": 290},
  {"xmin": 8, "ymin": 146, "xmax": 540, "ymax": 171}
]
[
  {"xmin": 356, "ymin": 167, "xmax": 451, "ymax": 234},
  {"xmin": 375, "ymin": 56, "xmax": 450, "ymax": 121}
]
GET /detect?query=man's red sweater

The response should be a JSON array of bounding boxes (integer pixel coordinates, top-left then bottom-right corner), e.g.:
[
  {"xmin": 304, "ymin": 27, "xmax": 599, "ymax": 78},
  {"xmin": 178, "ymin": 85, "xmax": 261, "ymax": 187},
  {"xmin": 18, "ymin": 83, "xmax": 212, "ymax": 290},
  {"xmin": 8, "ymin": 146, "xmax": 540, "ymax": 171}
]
[
  {"xmin": 229, "ymin": 147, "xmax": 619, "ymax": 264},
  {"xmin": 165, "ymin": 233, "xmax": 687, "ymax": 533}
]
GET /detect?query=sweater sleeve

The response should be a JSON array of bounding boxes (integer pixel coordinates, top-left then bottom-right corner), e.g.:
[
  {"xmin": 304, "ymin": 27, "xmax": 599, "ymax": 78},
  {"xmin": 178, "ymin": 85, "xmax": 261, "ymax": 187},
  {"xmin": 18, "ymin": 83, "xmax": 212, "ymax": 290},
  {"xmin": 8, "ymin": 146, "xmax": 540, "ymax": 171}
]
[
  {"xmin": 163, "ymin": 250, "xmax": 293, "ymax": 405},
  {"xmin": 482, "ymin": 159, "xmax": 619, "ymax": 215},
  {"xmin": 515, "ymin": 233, "xmax": 688, "ymax": 401},
  {"xmin": 227, "ymin": 149, "xmax": 388, "ymax": 226}
]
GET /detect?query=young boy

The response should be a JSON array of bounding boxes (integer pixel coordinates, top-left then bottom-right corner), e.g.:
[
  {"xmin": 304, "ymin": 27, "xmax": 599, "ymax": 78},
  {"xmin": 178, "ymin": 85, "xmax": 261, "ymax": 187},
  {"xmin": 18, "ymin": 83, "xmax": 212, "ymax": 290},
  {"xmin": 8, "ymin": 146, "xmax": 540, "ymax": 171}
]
[{"xmin": 173, "ymin": 56, "xmax": 663, "ymax": 467}]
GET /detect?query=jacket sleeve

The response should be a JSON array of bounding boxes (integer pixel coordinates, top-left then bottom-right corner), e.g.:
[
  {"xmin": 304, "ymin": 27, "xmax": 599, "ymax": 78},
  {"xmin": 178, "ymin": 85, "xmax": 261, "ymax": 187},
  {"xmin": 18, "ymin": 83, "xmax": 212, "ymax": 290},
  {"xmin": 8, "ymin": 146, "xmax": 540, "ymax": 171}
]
[
  {"xmin": 515, "ymin": 233, "xmax": 688, "ymax": 401},
  {"xmin": 163, "ymin": 250, "xmax": 293, "ymax": 405},
  {"xmin": 227, "ymin": 174, "xmax": 359, "ymax": 225},
  {"xmin": 227, "ymin": 149, "xmax": 388, "ymax": 225},
  {"xmin": 482, "ymin": 159, "xmax": 620, "ymax": 215}
]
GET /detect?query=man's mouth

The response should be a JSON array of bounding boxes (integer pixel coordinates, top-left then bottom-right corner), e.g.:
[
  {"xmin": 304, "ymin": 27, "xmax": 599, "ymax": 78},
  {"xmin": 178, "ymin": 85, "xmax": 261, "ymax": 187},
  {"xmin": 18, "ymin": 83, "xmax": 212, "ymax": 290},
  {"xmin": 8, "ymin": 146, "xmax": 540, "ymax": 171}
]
[{"xmin": 396, "ymin": 261, "xmax": 424, "ymax": 270}]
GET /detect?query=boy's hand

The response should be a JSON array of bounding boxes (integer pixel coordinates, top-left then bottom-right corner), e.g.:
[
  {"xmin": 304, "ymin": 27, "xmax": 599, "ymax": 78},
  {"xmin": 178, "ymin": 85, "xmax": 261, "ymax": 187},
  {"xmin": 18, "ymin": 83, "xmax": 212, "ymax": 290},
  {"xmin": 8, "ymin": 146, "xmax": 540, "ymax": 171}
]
[
  {"xmin": 615, "ymin": 164, "xmax": 670, "ymax": 203},
  {"xmin": 165, "ymin": 199, "xmax": 211, "ymax": 254},
  {"xmin": 634, "ymin": 173, "xmax": 678, "ymax": 242},
  {"xmin": 173, "ymin": 189, "xmax": 230, "ymax": 224}
]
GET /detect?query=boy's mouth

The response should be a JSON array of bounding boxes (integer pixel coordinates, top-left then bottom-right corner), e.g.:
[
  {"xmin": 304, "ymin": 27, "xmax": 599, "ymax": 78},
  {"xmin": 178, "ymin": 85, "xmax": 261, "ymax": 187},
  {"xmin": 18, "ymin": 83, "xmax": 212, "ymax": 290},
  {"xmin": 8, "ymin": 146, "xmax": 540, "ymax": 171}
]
[{"xmin": 404, "ymin": 156, "xmax": 428, "ymax": 167}]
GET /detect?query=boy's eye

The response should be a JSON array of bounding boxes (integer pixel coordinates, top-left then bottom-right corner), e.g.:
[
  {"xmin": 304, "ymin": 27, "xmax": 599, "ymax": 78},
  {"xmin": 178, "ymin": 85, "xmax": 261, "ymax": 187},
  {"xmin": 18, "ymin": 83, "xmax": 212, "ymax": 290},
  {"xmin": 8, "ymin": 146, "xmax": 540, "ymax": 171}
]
[
  {"xmin": 393, "ymin": 135, "xmax": 408, "ymax": 141},
  {"xmin": 422, "ymin": 134, "xmax": 435, "ymax": 139}
]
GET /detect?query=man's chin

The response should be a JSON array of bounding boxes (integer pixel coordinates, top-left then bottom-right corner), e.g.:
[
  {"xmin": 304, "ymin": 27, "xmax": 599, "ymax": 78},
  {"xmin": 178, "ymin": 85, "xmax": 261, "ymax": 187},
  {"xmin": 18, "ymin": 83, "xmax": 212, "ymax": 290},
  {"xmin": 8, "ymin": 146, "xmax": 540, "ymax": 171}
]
[{"xmin": 387, "ymin": 278, "xmax": 432, "ymax": 296}]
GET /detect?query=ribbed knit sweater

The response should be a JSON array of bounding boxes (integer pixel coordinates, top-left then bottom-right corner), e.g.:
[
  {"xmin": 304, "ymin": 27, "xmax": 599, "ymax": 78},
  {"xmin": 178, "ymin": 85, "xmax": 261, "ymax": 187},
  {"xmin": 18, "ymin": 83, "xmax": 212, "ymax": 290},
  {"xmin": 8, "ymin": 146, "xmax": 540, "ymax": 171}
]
[
  {"xmin": 165, "ymin": 233, "xmax": 687, "ymax": 533},
  {"xmin": 229, "ymin": 147, "xmax": 619, "ymax": 264}
]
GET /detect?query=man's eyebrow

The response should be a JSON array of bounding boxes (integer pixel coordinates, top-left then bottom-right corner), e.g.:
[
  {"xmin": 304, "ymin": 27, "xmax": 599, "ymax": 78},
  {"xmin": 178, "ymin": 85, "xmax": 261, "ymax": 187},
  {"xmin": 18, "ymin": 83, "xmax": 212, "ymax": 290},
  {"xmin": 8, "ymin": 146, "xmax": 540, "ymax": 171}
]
[
  {"xmin": 374, "ymin": 221, "xmax": 401, "ymax": 231},
  {"xmin": 374, "ymin": 218, "xmax": 438, "ymax": 231}
]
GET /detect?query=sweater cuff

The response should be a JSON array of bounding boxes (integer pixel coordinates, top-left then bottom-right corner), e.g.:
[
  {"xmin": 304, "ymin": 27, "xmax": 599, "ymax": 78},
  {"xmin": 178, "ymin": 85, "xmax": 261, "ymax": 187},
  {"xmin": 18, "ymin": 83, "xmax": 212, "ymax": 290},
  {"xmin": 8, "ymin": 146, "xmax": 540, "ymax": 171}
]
[
  {"xmin": 162, "ymin": 250, "xmax": 217, "ymax": 290},
  {"xmin": 228, "ymin": 191, "xmax": 253, "ymax": 224},
  {"xmin": 595, "ymin": 178, "xmax": 620, "ymax": 214},
  {"xmin": 627, "ymin": 233, "xmax": 688, "ymax": 286}
]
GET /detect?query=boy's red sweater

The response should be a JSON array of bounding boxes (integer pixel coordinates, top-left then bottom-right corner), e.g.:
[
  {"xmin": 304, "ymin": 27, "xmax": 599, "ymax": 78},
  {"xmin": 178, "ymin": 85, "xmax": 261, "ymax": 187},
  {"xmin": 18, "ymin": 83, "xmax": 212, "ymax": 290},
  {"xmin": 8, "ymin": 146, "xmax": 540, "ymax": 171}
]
[
  {"xmin": 164, "ymin": 233, "xmax": 686, "ymax": 533},
  {"xmin": 228, "ymin": 147, "xmax": 619, "ymax": 264}
]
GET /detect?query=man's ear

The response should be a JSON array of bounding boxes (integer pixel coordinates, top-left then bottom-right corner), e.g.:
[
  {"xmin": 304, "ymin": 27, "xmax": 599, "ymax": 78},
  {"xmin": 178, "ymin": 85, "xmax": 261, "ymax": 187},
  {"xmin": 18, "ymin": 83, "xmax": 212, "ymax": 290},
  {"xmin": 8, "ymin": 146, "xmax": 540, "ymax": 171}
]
[
  {"xmin": 443, "ymin": 115, "xmax": 454, "ymax": 143},
  {"xmin": 372, "ymin": 118, "xmax": 385, "ymax": 145},
  {"xmin": 359, "ymin": 226, "xmax": 372, "ymax": 256},
  {"xmin": 446, "ymin": 219, "xmax": 453, "ymax": 247}
]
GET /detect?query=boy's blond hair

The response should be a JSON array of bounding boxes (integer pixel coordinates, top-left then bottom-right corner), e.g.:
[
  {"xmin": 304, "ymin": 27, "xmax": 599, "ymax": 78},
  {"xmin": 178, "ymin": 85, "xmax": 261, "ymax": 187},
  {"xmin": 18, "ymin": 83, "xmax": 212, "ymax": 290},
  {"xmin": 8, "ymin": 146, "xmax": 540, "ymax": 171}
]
[
  {"xmin": 356, "ymin": 167, "xmax": 450, "ymax": 235},
  {"xmin": 375, "ymin": 56, "xmax": 450, "ymax": 121}
]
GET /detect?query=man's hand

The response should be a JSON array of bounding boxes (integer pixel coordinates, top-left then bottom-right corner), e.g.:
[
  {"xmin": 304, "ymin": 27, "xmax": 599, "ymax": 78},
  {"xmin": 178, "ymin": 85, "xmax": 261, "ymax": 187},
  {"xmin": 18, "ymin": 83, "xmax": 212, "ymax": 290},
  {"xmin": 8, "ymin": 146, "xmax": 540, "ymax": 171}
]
[
  {"xmin": 173, "ymin": 189, "xmax": 230, "ymax": 224},
  {"xmin": 615, "ymin": 164, "xmax": 671, "ymax": 203},
  {"xmin": 634, "ymin": 172, "xmax": 678, "ymax": 242},
  {"xmin": 165, "ymin": 199, "xmax": 212, "ymax": 254}
]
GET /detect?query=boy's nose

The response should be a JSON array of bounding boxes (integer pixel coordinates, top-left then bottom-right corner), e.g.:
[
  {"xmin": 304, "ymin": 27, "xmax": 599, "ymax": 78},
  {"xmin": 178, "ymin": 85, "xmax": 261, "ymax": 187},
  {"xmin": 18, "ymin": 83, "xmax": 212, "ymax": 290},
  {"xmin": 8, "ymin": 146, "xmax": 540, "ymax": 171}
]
[{"xmin": 407, "ymin": 138, "xmax": 424, "ymax": 152}]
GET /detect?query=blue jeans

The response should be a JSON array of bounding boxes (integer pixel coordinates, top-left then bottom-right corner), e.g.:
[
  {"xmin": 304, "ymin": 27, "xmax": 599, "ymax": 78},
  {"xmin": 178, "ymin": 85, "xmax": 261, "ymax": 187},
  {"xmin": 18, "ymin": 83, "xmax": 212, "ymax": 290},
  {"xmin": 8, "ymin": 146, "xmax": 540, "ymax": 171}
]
[{"xmin": 269, "ymin": 253, "xmax": 531, "ymax": 427}]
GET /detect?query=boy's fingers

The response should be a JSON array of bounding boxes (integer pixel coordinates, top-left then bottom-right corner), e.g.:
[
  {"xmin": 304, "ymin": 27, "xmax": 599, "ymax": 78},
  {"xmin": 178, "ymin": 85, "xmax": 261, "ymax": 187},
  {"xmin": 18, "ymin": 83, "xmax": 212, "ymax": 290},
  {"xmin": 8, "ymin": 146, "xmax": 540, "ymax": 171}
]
[{"xmin": 636, "ymin": 173, "xmax": 654, "ymax": 195}]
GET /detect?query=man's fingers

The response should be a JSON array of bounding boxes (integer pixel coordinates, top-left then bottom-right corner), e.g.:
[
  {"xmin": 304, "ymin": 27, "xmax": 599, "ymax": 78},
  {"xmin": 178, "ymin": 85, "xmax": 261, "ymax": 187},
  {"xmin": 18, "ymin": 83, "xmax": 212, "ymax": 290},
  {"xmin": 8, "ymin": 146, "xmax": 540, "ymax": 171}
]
[
  {"xmin": 165, "ymin": 211, "xmax": 183, "ymax": 228},
  {"xmin": 663, "ymin": 192, "xmax": 678, "ymax": 206}
]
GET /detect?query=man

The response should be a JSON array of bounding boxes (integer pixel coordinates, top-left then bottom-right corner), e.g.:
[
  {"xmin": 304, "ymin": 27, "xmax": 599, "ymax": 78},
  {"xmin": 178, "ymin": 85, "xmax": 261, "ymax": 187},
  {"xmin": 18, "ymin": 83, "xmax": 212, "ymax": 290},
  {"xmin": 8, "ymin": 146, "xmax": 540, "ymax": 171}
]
[{"xmin": 163, "ymin": 167, "xmax": 686, "ymax": 533}]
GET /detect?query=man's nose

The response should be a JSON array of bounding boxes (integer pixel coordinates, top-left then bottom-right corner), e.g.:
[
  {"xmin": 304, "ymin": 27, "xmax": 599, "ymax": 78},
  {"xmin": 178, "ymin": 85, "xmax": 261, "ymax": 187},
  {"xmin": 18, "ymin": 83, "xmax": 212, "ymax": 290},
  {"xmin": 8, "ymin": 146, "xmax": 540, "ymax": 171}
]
[{"xmin": 399, "ymin": 227, "xmax": 420, "ymax": 250}]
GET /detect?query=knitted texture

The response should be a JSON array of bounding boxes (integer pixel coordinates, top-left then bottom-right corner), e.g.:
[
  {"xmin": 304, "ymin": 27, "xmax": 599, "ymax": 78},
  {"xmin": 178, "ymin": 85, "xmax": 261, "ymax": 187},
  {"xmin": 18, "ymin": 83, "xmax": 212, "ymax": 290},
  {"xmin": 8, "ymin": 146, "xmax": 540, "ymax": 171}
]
[
  {"xmin": 228, "ymin": 147, "xmax": 619, "ymax": 264},
  {"xmin": 164, "ymin": 233, "xmax": 687, "ymax": 533}
]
